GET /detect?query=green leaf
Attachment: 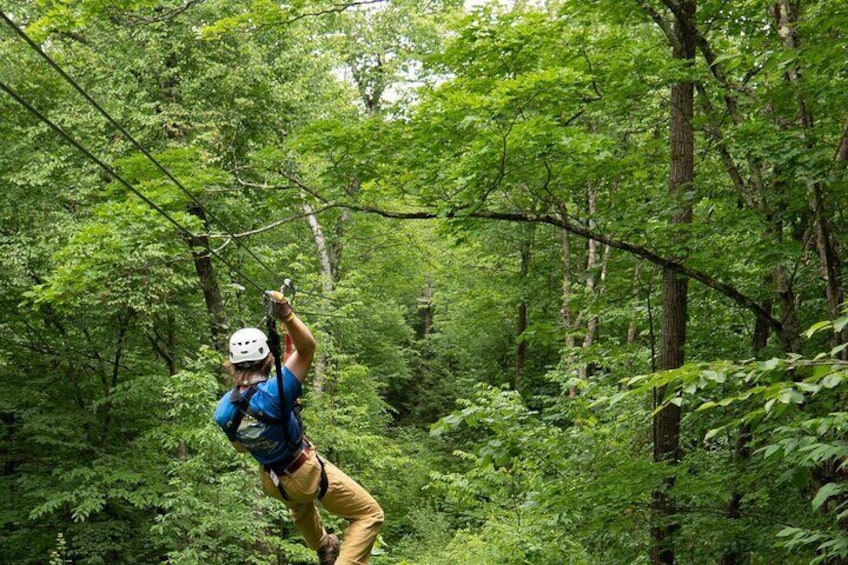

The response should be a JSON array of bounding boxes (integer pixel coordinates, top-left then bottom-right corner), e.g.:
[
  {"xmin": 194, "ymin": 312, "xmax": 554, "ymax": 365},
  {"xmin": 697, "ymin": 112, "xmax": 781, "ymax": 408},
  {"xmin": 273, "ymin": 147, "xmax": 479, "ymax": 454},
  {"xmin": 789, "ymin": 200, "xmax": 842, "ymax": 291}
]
[
  {"xmin": 796, "ymin": 382, "xmax": 821, "ymax": 394},
  {"xmin": 760, "ymin": 444, "xmax": 781, "ymax": 458},
  {"xmin": 776, "ymin": 526, "xmax": 804, "ymax": 538},
  {"xmin": 765, "ymin": 398, "xmax": 777, "ymax": 413},
  {"xmin": 831, "ymin": 343, "xmax": 848, "ymax": 358},
  {"xmin": 778, "ymin": 388, "xmax": 804, "ymax": 404},
  {"xmin": 704, "ymin": 427, "xmax": 722, "ymax": 441},
  {"xmin": 805, "ymin": 320, "xmax": 833, "ymax": 338},
  {"xmin": 822, "ymin": 373, "xmax": 843, "ymax": 389},
  {"xmin": 812, "ymin": 483, "xmax": 842, "ymax": 511}
]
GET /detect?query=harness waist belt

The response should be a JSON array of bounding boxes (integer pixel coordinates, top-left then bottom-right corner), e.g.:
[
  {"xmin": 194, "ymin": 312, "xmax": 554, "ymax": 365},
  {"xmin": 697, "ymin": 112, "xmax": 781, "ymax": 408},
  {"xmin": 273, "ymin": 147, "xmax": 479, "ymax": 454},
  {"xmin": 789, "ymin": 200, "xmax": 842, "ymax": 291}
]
[{"xmin": 265, "ymin": 444, "xmax": 310, "ymax": 477}]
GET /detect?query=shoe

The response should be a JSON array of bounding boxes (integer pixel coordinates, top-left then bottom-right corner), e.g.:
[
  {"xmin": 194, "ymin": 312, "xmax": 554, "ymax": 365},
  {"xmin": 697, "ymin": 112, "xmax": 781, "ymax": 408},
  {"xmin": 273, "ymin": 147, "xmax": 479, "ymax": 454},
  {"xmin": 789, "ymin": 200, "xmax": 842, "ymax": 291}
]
[{"xmin": 317, "ymin": 533, "xmax": 339, "ymax": 565}]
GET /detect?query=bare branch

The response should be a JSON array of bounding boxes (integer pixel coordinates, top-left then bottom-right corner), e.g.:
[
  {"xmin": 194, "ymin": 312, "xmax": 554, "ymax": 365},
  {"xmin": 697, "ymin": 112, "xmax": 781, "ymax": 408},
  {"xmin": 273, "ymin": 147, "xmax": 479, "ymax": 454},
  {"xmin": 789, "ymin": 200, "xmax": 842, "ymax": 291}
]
[
  {"xmin": 634, "ymin": 0, "xmax": 679, "ymax": 50},
  {"xmin": 122, "ymin": 0, "xmax": 208, "ymax": 25},
  {"xmin": 218, "ymin": 173, "xmax": 781, "ymax": 333},
  {"xmin": 580, "ymin": 47, "xmax": 603, "ymax": 100},
  {"xmin": 695, "ymin": 83, "xmax": 749, "ymax": 202},
  {"xmin": 333, "ymin": 203, "xmax": 783, "ymax": 333},
  {"xmin": 260, "ymin": 0, "xmax": 388, "ymax": 28},
  {"xmin": 278, "ymin": 171, "xmax": 331, "ymax": 203},
  {"xmin": 234, "ymin": 175, "xmax": 297, "ymax": 191},
  {"xmin": 208, "ymin": 204, "xmax": 341, "ymax": 239}
]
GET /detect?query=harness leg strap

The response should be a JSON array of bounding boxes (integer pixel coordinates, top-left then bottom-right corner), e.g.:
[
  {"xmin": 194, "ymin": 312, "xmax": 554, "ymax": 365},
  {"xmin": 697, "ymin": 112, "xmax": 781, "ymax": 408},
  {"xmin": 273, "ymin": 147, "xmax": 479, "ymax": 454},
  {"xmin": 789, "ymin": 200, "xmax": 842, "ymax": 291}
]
[
  {"xmin": 317, "ymin": 455, "xmax": 329, "ymax": 500},
  {"xmin": 268, "ymin": 468, "xmax": 289, "ymax": 500},
  {"xmin": 277, "ymin": 484, "xmax": 289, "ymax": 500}
]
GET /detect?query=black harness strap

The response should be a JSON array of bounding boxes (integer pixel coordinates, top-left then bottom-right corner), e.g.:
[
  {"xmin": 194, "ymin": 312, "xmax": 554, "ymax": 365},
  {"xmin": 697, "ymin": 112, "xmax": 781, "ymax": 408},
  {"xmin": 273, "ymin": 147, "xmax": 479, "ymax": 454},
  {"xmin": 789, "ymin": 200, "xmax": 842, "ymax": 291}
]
[
  {"xmin": 267, "ymin": 452, "xmax": 329, "ymax": 502},
  {"xmin": 227, "ymin": 385, "xmax": 259, "ymax": 433},
  {"xmin": 230, "ymin": 385, "xmax": 287, "ymax": 427},
  {"xmin": 316, "ymin": 455, "xmax": 329, "ymax": 500},
  {"xmin": 266, "ymin": 316, "xmax": 304, "ymax": 449}
]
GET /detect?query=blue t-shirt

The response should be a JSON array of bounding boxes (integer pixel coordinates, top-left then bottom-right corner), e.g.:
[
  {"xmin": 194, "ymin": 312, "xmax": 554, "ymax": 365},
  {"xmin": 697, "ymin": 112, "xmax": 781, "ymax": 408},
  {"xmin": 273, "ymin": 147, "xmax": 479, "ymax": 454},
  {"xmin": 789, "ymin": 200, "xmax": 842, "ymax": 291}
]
[{"xmin": 214, "ymin": 366, "xmax": 303, "ymax": 465}]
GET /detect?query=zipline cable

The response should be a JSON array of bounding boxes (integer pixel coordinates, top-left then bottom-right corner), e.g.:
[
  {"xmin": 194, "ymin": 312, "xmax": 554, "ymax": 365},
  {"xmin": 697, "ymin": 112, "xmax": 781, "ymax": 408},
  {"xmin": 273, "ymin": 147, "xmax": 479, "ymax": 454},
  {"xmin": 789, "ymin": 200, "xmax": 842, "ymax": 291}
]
[
  {"xmin": 2, "ymin": 13, "xmax": 350, "ymax": 311},
  {"xmin": 0, "ymin": 10, "xmax": 281, "ymax": 284},
  {"xmin": 0, "ymin": 78, "xmax": 267, "ymax": 295}
]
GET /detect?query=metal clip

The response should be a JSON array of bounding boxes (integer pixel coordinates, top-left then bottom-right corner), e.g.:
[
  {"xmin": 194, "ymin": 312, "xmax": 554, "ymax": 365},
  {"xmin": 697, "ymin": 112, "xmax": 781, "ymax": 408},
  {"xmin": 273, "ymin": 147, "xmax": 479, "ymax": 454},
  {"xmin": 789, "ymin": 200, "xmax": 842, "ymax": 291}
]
[{"xmin": 280, "ymin": 278, "xmax": 296, "ymax": 305}]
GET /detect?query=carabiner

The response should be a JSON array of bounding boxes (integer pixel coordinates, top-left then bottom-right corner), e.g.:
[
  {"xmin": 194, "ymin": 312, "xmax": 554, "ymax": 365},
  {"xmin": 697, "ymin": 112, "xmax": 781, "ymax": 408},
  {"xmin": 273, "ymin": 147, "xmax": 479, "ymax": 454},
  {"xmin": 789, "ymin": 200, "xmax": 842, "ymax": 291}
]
[{"xmin": 280, "ymin": 278, "xmax": 296, "ymax": 305}]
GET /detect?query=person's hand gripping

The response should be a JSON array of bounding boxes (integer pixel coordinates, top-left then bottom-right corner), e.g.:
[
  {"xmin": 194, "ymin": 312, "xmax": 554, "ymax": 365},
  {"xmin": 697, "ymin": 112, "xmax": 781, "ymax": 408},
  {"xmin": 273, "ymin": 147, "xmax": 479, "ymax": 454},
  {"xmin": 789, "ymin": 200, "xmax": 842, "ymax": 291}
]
[{"xmin": 264, "ymin": 290, "xmax": 294, "ymax": 322}]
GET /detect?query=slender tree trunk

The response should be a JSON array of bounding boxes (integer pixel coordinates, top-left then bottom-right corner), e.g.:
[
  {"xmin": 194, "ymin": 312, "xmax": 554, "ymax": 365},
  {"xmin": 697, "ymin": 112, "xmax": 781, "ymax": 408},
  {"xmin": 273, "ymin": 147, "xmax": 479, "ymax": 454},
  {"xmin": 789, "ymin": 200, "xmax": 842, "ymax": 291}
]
[
  {"xmin": 303, "ymin": 198, "xmax": 335, "ymax": 297},
  {"xmin": 419, "ymin": 281, "xmax": 433, "ymax": 339},
  {"xmin": 561, "ymin": 228, "xmax": 579, "ymax": 398},
  {"xmin": 299, "ymin": 52, "xmax": 385, "ymax": 397},
  {"xmin": 767, "ymin": 15, "xmax": 848, "ymax": 508},
  {"xmin": 562, "ymin": 187, "xmax": 611, "ymax": 394},
  {"xmin": 302, "ymin": 198, "xmax": 334, "ymax": 394},
  {"xmin": 773, "ymin": 265, "xmax": 802, "ymax": 353},
  {"xmin": 187, "ymin": 206, "xmax": 228, "ymax": 355},
  {"xmin": 651, "ymin": 2, "xmax": 696, "ymax": 563},
  {"xmin": 516, "ymin": 228, "xmax": 533, "ymax": 391},
  {"xmin": 158, "ymin": 49, "xmax": 228, "ymax": 356},
  {"xmin": 585, "ymin": 243, "xmax": 611, "ymax": 372},
  {"xmin": 837, "ymin": 120, "xmax": 848, "ymax": 162},
  {"xmin": 578, "ymin": 187, "xmax": 600, "ymax": 381},
  {"xmin": 772, "ymin": 0, "xmax": 845, "ymax": 349},
  {"xmin": 100, "ymin": 309, "xmax": 131, "ymax": 448}
]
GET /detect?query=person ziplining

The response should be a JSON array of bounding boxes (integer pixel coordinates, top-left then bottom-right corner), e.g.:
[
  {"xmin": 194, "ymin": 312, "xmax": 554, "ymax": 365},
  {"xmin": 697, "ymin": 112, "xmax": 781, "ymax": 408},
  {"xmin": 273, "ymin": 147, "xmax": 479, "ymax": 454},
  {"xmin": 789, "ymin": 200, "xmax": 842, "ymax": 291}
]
[{"xmin": 214, "ymin": 286, "xmax": 383, "ymax": 565}]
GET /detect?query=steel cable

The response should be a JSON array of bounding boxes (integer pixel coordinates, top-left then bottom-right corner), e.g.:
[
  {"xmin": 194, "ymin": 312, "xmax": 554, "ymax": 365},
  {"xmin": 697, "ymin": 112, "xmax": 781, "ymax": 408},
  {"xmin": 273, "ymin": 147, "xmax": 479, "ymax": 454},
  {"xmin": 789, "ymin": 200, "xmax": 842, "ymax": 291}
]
[
  {"xmin": 0, "ymin": 78, "xmax": 267, "ymax": 294},
  {"xmin": 0, "ymin": 10, "xmax": 281, "ymax": 283}
]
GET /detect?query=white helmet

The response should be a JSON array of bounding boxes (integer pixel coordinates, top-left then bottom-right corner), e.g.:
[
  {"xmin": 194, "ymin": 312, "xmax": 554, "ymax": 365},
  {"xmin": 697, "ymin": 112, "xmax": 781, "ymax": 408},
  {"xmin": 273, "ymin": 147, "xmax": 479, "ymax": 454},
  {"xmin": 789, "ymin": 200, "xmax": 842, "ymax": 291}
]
[{"xmin": 228, "ymin": 328, "xmax": 269, "ymax": 364}]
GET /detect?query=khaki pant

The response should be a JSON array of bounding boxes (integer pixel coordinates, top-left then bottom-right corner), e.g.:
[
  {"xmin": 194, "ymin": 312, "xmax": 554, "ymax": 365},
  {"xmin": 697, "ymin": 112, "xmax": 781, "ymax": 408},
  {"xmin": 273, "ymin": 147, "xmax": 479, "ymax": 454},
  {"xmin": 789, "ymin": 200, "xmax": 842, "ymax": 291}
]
[{"xmin": 260, "ymin": 450, "xmax": 384, "ymax": 565}]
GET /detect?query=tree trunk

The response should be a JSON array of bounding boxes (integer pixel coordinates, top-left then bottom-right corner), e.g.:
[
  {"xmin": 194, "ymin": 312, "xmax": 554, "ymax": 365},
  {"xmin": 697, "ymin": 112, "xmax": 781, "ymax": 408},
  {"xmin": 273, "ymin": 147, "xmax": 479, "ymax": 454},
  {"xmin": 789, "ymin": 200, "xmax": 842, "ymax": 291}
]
[
  {"xmin": 773, "ymin": 265, "xmax": 802, "ymax": 353},
  {"xmin": 579, "ymin": 186, "xmax": 600, "ymax": 381},
  {"xmin": 772, "ymin": 0, "xmax": 845, "ymax": 350},
  {"xmin": 302, "ymin": 198, "xmax": 334, "ymax": 394},
  {"xmin": 516, "ymin": 228, "xmax": 533, "ymax": 391},
  {"xmin": 187, "ymin": 206, "xmax": 228, "ymax": 355},
  {"xmin": 303, "ymin": 198, "xmax": 335, "ymax": 297},
  {"xmin": 651, "ymin": 2, "xmax": 696, "ymax": 562},
  {"xmin": 419, "ymin": 281, "xmax": 433, "ymax": 339},
  {"xmin": 561, "ymin": 228, "xmax": 579, "ymax": 398}
]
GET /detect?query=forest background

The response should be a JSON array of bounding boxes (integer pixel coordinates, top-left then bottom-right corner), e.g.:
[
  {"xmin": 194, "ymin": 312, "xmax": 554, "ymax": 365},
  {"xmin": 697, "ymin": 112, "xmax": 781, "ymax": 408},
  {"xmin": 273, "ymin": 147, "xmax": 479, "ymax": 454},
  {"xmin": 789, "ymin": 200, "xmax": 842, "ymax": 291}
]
[{"xmin": 1, "ymin": 0, "xmax": 847, "ymax": 563}]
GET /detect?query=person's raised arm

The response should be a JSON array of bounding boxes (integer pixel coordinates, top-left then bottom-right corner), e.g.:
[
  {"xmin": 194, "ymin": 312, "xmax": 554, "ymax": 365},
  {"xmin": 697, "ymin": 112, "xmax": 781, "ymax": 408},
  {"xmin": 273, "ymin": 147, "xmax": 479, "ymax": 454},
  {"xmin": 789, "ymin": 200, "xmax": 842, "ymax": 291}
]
[{"xmin": 266, "ymin": 291, "xmax": 316, "ymax": 383}]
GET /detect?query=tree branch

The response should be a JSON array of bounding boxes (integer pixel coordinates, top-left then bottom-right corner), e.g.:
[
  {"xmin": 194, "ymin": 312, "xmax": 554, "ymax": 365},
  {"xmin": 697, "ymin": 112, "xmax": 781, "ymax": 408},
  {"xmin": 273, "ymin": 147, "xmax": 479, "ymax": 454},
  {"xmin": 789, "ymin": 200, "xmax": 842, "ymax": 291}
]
[
  {"xmin": 635, "ymin": 0, "xmax": 679, "ymax": 50},
  {"xmin": 208, "ymin": 204, "xmax": 341, "ymax": 239},
  {"xmin": 260, "ymin": 0, "xmax": 388, "ymax": 28},
  {"xmin": 223, "ymin": 167, "xmax": 782, "ymax": 333},
  {"xmin": 122, "ymin": 0, "xmax": 208, "ymax": 25},
  {"xmin": 329, "ymin": 203, "xmax": 783, "ymax": 333}
]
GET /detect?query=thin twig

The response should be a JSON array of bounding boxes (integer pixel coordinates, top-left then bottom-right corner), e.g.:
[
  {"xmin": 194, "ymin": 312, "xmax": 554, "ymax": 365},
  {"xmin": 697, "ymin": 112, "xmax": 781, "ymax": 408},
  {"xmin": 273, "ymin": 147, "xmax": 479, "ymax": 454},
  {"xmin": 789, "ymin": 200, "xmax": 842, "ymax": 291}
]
[
  {"xmin": 122, "ymin": 0, "xmax": 208, "ymax": 25},
  {"xmin": 258, "ymin": 0, "xmax": 387, "ymax": 29},
  {"xmin": 207, "ymin": 204, "xmax": 341, "ymax": 239}
]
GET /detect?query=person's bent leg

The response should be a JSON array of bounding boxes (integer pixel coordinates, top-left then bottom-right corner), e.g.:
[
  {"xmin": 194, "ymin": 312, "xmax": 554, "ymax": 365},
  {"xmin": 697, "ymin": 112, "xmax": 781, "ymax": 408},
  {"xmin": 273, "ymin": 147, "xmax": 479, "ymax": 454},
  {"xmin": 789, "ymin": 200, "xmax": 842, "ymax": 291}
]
[
  {"xmin": 260, "ymin": 464, "xmax": 329, "ymax": 551},
  {"xmin": 318, "ymin": 458, "xmax": 384, "ymax": 565}
]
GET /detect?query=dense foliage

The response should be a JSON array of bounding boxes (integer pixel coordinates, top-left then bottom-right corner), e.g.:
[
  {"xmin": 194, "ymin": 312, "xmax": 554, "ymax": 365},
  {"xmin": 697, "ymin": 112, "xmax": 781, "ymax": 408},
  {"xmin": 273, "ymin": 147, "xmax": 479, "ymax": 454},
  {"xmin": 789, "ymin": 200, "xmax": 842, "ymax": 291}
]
[{"xmin": 1, "ymin": 0, "xmax": 847, "ymax": 563}]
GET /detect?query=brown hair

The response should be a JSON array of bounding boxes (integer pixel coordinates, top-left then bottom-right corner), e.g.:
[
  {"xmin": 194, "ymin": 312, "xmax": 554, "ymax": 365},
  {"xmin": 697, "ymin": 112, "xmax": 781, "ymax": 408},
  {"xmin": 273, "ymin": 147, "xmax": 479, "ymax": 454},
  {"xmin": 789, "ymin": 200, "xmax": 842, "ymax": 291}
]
[{"xmin": 223, "ymin": 352, "xmax": 274, "ymax": 387}]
